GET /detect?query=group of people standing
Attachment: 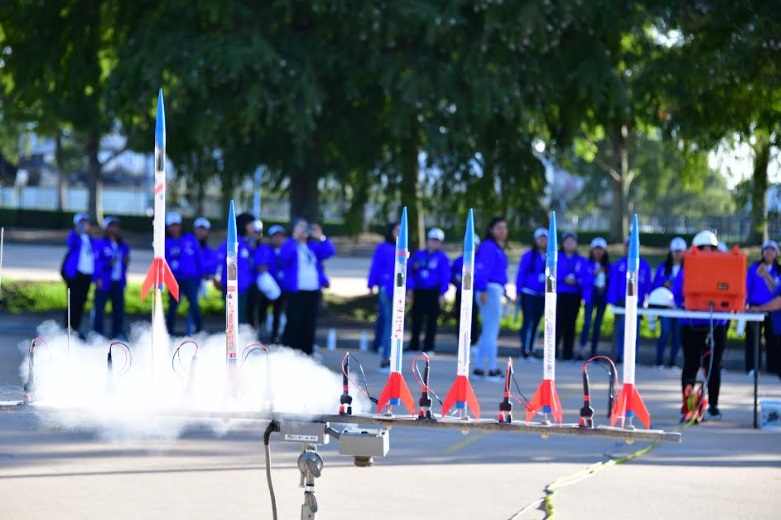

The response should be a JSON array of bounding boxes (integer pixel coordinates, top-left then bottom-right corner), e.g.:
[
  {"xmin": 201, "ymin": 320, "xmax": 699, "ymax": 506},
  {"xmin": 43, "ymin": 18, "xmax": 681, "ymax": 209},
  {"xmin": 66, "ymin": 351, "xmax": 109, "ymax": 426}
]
[{"xmin": 61, "ymin": 212, "xmax": 335, "ymax": 356}]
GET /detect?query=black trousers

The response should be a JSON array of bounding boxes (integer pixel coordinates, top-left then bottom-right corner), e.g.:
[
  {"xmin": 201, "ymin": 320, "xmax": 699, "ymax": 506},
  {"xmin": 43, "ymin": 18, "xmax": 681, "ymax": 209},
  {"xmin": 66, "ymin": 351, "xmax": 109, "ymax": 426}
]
[
  {"xmin": 64, "ymin": 272, "xmax": 92, "ymax": 333},
  {"xmin": 454, "ymin": 290, "xmax": 480, "ymax": 346},
  {"xmin": 282, "ymin": 290, "xmax": 320, "ymax": 355},
  {"xmin": 556, "ymin": 293, "xmax": 582, "ymax": 360},
  {"xmin": 257, "ymin": 293, "xmax": 286, "ymax": 342},
  {"xmin": 246, "ymin": 283, "xmax": 263, "ymax": 328},
  {"xmin": 745, "ymin": 314, "xmax": 779, "ymax": 373},
  {"xmin": 410, "ymin": 287, "xmax": 441, "ymax": 352},
  {"xmin": 681, "ymin": 324, "xmax": 726, "ymax": 409}
]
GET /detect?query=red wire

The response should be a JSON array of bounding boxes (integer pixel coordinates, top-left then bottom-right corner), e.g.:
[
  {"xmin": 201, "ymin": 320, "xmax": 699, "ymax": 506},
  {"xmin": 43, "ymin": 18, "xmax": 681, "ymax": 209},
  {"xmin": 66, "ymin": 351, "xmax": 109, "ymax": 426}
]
[
  {"xmin": 175, "ymin": 340, "xmax": 199, "ymax": 376},
  {"xmin": 241, "ymin": 342, "xmax": 269, "ymax": 369},
  {"xmin": 341, "ymin": 352, "xmax": 374, "ymax": 402},
  {"xmin": 109, "ymin": 341, "xmax": 131, "ymax": 377},
  {"xmin": 510, "ymin": 394, "xmax": 534, "ymax": 412},
  {"xmin": 30, "ymin": 336, "xmax": 52, "ymax": 367}
]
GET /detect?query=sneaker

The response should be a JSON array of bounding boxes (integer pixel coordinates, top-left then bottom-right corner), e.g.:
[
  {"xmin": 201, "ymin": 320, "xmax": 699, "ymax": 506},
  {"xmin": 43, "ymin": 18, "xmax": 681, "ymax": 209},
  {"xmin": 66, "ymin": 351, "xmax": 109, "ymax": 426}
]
[
  {"xmin": 747, "ymin": 370, "xmax": 756, "ymax": 378},
  {"xmin": 472, "ymin": 369, "xmax": 485, "ymax": 379},
  {"xmin": 379, "ymin": 360, "xmax": 391, "ymax": 374},
  {"xmin": 486, "ymin": 369, "xmax": 504, "ymax": 382},
  {"xmin": 707, "ymin": 408, "xmax": 722, "ymax": 420},
  {"xmin": 653, "ymin": 364, "xmax": 664, "ymax": 370}
]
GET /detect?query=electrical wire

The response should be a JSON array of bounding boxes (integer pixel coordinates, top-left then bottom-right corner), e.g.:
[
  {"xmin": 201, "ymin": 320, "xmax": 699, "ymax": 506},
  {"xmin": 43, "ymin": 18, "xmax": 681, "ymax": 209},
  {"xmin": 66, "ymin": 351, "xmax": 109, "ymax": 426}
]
[
  {"xmin": 240, "ymin": 342, "xmax": 269, "ymax": 370},
  {"xmin": 108, "ymin": 341, "xmax": 132, "ymax": 377},
  {"xmin": 263, "ymin": 421, "xmax": 280, "ymax": 520},
  {"xmin": 30, "ymin": 337, "xmax": 52, "ymax": 365},
  {"xmin": 341, "ymin": 353, "xmax": 378, "ymax": 404},
  {"xmin": 510, "ymin": 371, "xmax": 533, "ymax": 411},
  {"xmin": 411, "ymin": 353, "xmax": 443, "ymax": 406},
  {"xmin": 171, "ymin": 339, "xmax": 199, "ymax": 379}
]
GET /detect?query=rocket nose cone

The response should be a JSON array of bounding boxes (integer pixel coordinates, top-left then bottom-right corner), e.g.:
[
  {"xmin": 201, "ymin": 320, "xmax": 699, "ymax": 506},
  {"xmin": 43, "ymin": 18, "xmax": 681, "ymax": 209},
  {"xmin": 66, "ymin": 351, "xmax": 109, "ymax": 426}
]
[
  {"xmin": 546, "ymin": 211, "xmax": 557, "ymax": 269},
  {"xmin": 629, "ymin": 214, "xmax": 640, "ymax": 269},
  {"xmin": 227, "ymin": 200, "xmax": 237, "ymax": 246},
  {"xmin": 155, "ymin": 89, "xmax": 166, "ymax": 149},
  {"xmin": 464, "ymin": 209, "xmax": 475, "ymax": 251},
  {"xmin": 398, "ymin": 207, "xmax": 408, "ymax": 251}
]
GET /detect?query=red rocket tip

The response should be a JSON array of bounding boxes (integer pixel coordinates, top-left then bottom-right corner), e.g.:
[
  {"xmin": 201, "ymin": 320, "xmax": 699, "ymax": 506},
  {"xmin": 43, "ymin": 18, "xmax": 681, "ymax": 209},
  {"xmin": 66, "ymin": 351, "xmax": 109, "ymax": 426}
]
[
  {"xmin": 141, "ymin": 258, "xmax": 179, "ymax": 301},
  {"xmin": 441, "ymin": 375, "xmax": 481, "ymax": 420},
  {"xmin": 377, "ymin": 371, "xmax": 415, "ymax": 415},
  {"xmin": 611, "ymin": 383, "xmax": 651, "ymax": 429},
  {"xmin": 526, "ymin": 379, "xmax": 563, "ymax": 424}
]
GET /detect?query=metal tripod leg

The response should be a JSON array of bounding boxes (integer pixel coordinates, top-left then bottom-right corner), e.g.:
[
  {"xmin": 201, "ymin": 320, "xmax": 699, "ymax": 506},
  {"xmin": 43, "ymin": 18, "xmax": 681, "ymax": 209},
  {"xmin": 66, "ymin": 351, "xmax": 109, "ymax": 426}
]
[{"xmin": 298, "ymin": 444, "xmax": 323, "ymax": 520}]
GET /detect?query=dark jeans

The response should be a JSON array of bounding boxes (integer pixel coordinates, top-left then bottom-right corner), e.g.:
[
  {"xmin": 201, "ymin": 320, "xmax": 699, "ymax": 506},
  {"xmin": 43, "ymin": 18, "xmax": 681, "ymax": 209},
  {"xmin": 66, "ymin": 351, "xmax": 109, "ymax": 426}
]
[
  {"xmin": 454, "ymin": 289, "xmax": 480, "ymax": 346},
  {"xmin": 257, "ymin": 293, "xmax": 285, "ymax": 342},
  {"xmin": 556, "ymin": 292, "xmax": 582, "ymax": 360},
  {"xmin": 64, "ymin": 272, "xmax": 92, "ymax": 334},
  {"xmin": 519, "ymin": 292, "xmax": 545, "ymax": 356},
  {"xmin": 166, "ymin": 278, "xmax": 201, "ymax": 335},
  {"xmin": 246, "ymin": 283, "xmax": 263, "ymax": 328},
  {"xmin": 374, "ymin": 288, "xmax": 392, "ymax": 358},
  {"xmin": 681, "ymin": 324, "xmax": 726, "ymax": 409},
  {"xmin": 745, "ymin": 314, "xmax": 778, "ymax": 373},
  {"xmin": 656, "ymin": 317, "xmax": 681, "ymax": 366},
  {"xmin": 580, "ymin": 291, "xmax": 607, "ymax": 357},
  {"xmin": 410, "ymin": 287, "xmax": 441, "ymax": 352},
  {"xmin": 93, "ymin": 281, "xmax": 125, "ymax": 338},
  {"xmin": 282, "ymin": 290, "xmax": 320, "ymax": 355}
]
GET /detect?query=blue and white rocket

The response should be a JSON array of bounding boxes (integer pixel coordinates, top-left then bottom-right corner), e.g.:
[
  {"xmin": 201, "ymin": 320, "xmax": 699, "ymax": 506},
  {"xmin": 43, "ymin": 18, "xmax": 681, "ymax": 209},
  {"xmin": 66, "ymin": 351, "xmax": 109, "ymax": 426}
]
[
  {"xmin": 611, "ymin": 214, "xmax": 651, "ymax": 429},
  {"xmin": 527, "ymin": 212, "xmax": 563, "ymax": 424},
  {"xmin": 225, "ymin": 201, "xmax": 239, "ymax": 395},
  {"xmin": 441, "ymin": 209, "xmax": 481, "ymax": 419},
  {"xmin": 141, "ymin": 90, "xmax": 179, "ymax": 302},
  {"xmin": 376, "ymin": 207, "xmax": 415, "ymax": 415}
]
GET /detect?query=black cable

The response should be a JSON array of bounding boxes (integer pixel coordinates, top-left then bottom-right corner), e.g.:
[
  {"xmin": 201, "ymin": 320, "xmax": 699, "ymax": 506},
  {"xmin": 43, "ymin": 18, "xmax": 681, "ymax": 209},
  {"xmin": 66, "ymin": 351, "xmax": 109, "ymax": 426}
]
[
  {"xmin": 263, "ymin": 421, "xmax": 280, "ymax": 520},
  {"xmin": 344, "ymin": 353, "xmax": 378, "ymax": 404},
  {"xmin": 413, "ymin": 356, "xmax": 443, "ymax": 405},
  {"xmin": 510, "ymin": 371, "xmax": 531, "ymax": 406}
]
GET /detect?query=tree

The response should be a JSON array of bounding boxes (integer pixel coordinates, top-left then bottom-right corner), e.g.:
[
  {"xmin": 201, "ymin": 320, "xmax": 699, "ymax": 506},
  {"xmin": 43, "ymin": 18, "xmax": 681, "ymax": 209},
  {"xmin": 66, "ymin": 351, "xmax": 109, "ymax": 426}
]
[{"xmin": 657, "ymin": 0, "xmax": 781, "ymax": 243}]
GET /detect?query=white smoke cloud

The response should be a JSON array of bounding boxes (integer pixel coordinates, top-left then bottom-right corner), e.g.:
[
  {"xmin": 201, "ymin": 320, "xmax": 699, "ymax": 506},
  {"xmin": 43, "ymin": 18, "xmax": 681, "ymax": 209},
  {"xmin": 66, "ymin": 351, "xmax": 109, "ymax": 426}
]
[{"xmin": 18, "ymin": 314, "xmax": 370, "ymax": 442}]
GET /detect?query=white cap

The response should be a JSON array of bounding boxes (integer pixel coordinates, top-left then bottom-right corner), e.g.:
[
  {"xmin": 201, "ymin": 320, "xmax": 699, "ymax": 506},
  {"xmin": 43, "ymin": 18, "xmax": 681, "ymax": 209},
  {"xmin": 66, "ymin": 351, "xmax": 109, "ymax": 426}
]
[
  {"xmin": 102, "ymin": 216, "xmax": 119, "ymax": 228},
  {"xmin": 193, "ymin": 217, "xmax": 211, "ymax": 230},
  {"xmin": 427, "ymin": 228, "xmax": 445, "ymax": 241},
  {"xmin": 268, "ymin": 225, "xmax": 285, "ymax": 236},
  {"xmin": 762, "ymin": 240, "xmax": 779, "ymax": 251},
  {"xmin": 562, "ymin": 230, "xmax": 578, "ymax": 241},
  {"xmin": 165, "ymin": 212, "xmax": 182, "ymax": 226},
  {"xmin": 670, "ymin": 237, "xmax": 687, "ymax": 252},
  {"xmin": 692, "ymin": 230, "xmax": 718, "ymax": 247},
  {"xmin": 473, "ymin": 233, "xmax": 481, "ymax": 246},
  {"xmin": 533, "ymin": 227, "xmax": 548, "ymax": 239},
  {"xmin": 590, "ymin": 237, "xmax": 607, "ymax": 250},
  {"xmin": 253, "ymin": 219, "xmax": 263, "ymax": 233},
  {"xmin": 73, "ymin": 212, "xmax": 90, "ymax": 225}
]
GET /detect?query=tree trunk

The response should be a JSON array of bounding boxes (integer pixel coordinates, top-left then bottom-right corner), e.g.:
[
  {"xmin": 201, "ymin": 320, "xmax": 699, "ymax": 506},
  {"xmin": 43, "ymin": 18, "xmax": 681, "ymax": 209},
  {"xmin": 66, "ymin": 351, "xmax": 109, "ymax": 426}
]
[
  {"xmin": 749, "ymin": 133, "xmax": 771, "ymax": 245},
  {"xmin": 608, "ymin": 127, "xmax": 631, "ymax": 243},
  {"xmin": 400, "ymin": 118, "xmax": 425, "ymax": 250},
  {"xmin": 55, "ymin": 130, "xmax": 68, "ymax": 211},
  {"xmin": 85, "ymin": 133, "xmax": 102, "ymax": 224}
]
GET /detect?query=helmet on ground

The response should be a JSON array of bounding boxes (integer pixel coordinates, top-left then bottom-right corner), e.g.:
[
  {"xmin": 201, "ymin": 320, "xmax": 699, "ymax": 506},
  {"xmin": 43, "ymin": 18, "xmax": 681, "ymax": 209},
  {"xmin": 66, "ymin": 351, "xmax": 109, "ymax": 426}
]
[
  {"xmin": 692, "ymin": 230, "xmax": 718, "ymax": 248},
  {"xmin": 647, "ymin": 287, "xmax": 675, "ymax": 308}
]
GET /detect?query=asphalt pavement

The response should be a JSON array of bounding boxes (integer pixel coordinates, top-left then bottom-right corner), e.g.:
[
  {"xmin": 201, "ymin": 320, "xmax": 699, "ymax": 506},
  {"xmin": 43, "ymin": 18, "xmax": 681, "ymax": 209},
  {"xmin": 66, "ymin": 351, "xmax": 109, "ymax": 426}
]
[{"xmin": 1, "ymin": 312, "xmax": 780, "ymax": 520}]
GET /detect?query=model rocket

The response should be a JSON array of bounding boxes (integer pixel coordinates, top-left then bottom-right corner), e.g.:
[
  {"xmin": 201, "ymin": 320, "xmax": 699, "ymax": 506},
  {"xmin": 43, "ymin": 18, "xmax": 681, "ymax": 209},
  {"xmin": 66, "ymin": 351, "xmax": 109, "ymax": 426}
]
[
  {"xmin": 377, "ymin": 207, "xmax": 415, "ymax": 415},
  {"xmin": 611, "ymin": 214, "xmax": 651, "ymax": 429},
  {"xmin": 441, "ymin": 209, "xmax": 481, "ymax": 419},
  {"xmin": 526, "ymin": 212, "xmax": 563, "ymax": 424},
  {"xmin": 225, "ymin": 201, "xmax": 239, "ymax": 396},
  {"xmin": 141, "ymin": 90, "xmax": 179, "ymax": 303}
]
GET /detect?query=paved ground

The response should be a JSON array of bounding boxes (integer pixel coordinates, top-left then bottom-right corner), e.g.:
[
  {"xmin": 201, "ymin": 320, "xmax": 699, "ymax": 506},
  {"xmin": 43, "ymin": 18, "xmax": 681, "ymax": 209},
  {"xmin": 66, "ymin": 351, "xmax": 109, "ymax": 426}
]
[{"xmin": 1, "ymin": 313, "xmax": 780, "ymax": 519}]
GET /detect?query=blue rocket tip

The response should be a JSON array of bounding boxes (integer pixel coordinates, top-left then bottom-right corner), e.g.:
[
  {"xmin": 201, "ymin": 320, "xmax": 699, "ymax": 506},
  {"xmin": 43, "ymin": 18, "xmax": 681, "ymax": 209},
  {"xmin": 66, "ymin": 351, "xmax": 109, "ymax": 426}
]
[
  {"xmin": 464, "ymin": 209, "xmax": 475, "ymax": 253},
  {"xmin": 398, "ymin": 207, "xmax": 408, "ymax": 251},
  {"xmin": 628, "ymin": 214, "xmax": 640, "ymax": 272},
  {"xmin": 546, "ymin": 211, "xmax": 557, "ymax": 270},
  {"xmin": 155, "ymin": 89, "xmax": 165, "ymax": 149},
  {"xmin": 227, "ymin": 200, "xmax": 237, "ymax": 248}
]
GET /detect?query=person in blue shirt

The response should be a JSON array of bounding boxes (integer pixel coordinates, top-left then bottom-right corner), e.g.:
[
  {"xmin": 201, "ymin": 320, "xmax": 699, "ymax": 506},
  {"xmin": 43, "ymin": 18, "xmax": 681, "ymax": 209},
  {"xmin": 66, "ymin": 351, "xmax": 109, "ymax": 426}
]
[
  {"xmin": 92, "ymin": 216, "xmax": 130, "ymax": 339},
  {"xmin": 607, "ymin": 237, "xmax": 652, "ymax": 364},
  {"xmin": 555, "ymin": 231, "xmax": 585, "ymax": 360},
  {"xmin": 579, "ymin": 237, "xmax": 610, "ymax": 360},
  {"xmin": 516, "ymin": 227, "xmax": 548, "ymax": 359},
  {"xmin": 245, "ymin": 218, "xmax": 265, "ymax": 329},
  {"xmin": 745, "ymin": 240, "xmax": 781, "ymax": 376},
  {"xmin": 61, "ymin": 212, "xmax": 98, "ymax": 339},
  {"xmin": 367, "ymin": 222, "xmax": 399, "ymax": 370},
  {"xmin": 747, "ymin": 270, "xmax": 781, "ymax": 383},
  {"xmin": 474, "ymin": 217, "xmax": 509, "ymax": 380},
  {"xmin": 673, "ymin": 230, "xmax": 729, "ymax": 420},
  {"xmin": 265, "ymin": 225, "xmax": 287, "ymax": 343},
  {"xmin": 651, "ymin": 237, "xmax": 686, "ymax": 368},
  {"xmin": 165, "ymin": 212, "xmax": 203, "ymax": 335},
  {"xmin": 279, "ymin": 218, "xmax": 336, "ymax": 355},
  {"xmin": 191, "ymin": 217, "xmax": 216, "ymax": 333},
  {"xmin": 215, "ymin": 212, "xmax": 256, "ymax": 327},
  {"xmin": 451, "ymin": 233, "xmax": 481, "ymax": 353},
  {"xmin": 407, "ymin": 228, "xmax": 450, "ymax": 354}
]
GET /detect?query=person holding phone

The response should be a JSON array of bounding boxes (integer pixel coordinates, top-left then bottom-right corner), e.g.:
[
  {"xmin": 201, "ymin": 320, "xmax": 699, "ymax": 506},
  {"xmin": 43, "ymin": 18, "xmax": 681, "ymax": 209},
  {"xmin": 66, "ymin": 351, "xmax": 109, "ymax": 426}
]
[
  {"xmin": 93, "ymin": 216, "xmax": 130, "ymax": 339},
  {"xmin": 62, "ymin": 213, "xmax": 98, "ymax": 339}
]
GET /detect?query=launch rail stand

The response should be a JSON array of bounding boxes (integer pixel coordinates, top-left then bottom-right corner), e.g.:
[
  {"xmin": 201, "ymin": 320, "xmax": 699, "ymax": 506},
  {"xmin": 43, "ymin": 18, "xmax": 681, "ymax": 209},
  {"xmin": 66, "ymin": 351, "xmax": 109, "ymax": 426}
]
[
  {"xmin": 612, "ymin": 307, "xmax": 766, "ymax": 428},
  {"xmin": 298, "ymin": 444, "xmax": 323, "ymax": 520}
]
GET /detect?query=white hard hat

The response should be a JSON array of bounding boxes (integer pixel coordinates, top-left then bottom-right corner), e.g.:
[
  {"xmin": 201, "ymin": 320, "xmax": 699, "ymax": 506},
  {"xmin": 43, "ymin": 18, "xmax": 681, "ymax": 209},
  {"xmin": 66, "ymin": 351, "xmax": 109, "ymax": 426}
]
[
  {"xmin": 692, "ymin": 230, "xmax": 718, "ymax": 248},
  {"xmin": 257, "ymin": 272, "xmax": 281, "ymax": 300},
  {"xmin": 427, "ymin": 228, "xmax": 445, "ymax": 241},
  {"xmin": 647, "ymin": 287, "xmax": 675, "ymax": 308}
]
